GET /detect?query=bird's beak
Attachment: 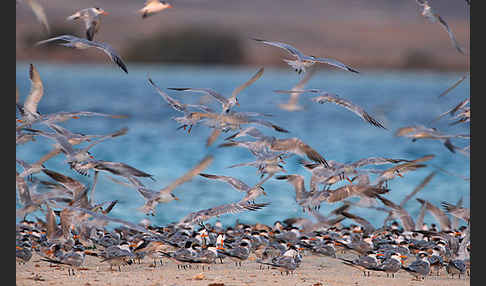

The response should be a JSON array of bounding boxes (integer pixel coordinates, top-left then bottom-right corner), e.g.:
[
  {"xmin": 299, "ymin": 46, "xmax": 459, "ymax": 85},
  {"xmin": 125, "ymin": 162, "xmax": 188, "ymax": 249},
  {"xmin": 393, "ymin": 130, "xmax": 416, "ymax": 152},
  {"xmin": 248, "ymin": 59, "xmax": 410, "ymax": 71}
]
[
  {"xmin": 400, "ymin": 255, "xmax": 408, "ymax": 259},
  {"xmin": 173, "ymin": 196, "xmax": 179, "ymax": 201},
  {"xmin": 376, "ymin": 253, "xmax": 385, "ymax": 257},
  {"xmin": 101, "ymin": 11, "xmax": 109, "ymax": 15},
  {"xmin": 167, "ymin": 4, "xmax": 173, "ymax": 8},
  {"xmin": 262, "ymin": 191, "xmax": 267, "ymax": 196},
  {"xmin": 397, "ymin": 173, "xmax": 403, "ymax": 177}
]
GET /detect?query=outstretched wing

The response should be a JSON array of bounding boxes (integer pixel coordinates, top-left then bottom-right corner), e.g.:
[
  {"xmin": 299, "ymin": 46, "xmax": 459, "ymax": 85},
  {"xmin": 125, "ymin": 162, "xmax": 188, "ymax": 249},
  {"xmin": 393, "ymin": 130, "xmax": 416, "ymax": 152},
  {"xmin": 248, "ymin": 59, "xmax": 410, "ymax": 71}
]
[
  {"xmin": 252, "ymin": 38, "xmax": 305, "ymax": 60},
  {"xmin": 199, "ymin": 173, "xmax": 251, "ymax": 193},
  {"xmin": 311, "ymin": 93, "xmax": 386, "ymax": 129},
  {"xmin": 309, "ymin": 56, "xmax": 359, "ymax": 73},
  {"xmin": 437, "ymin": 15, "xmax": 465, "ymax": 55},
  {"xmin": 179, "ymin": 201, "xmax": 270, "ymax": 225},
  {"xmin": 230, "ymin": 67, "xmax": 264, "ymax": 99},
  {"xmin": 25, "ymin": 0, "xmax": 50, "ymax": 34},
  {"xmin": 23, "ymin": 64, "xmax": 44, "ymax": 116},
  {"xmin": 158, "ymin": 155, "xmax": 214, "ymax": 195},
  {"xmin": 168, "ymin": 88, "xmax": 228, "ymax": 105}
]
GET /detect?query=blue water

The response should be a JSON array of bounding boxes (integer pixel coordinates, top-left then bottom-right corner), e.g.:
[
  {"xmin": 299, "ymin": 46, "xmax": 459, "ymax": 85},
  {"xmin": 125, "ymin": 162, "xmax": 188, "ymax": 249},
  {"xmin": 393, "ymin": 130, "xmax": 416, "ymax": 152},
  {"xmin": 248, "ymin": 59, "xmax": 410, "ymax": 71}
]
[{"xmin": 16, "ymin": 62, "xmax": 470, "ymax": 229}]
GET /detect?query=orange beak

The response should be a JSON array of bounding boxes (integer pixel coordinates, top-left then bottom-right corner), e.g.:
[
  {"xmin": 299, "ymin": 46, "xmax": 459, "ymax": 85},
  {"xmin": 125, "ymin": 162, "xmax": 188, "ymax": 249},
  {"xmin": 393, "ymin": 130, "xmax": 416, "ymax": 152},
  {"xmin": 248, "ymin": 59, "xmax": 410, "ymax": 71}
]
[
  {"xmin": 72, "ymin": 116, "xmax": 80, "ymax": 119},
  {"xmin": 173, "ymin": 196, "xmax": 179, "ymax": 201},
  {"xmin": 201, "ymin": 234, "xmax": 208, "ymax": 238},
  {"xmin": 101, "ymin": 11, "xmax": 109, "ymax": 15},
  {"xmin": 216, "ymin": 246, "xmax": 224, "ymax": 250},
  {"xmin": 17, "ymin": 119, "xmax": 23, "ymax": 123},
  {"xmin": 376, "ymin": 253, "xmax": 385, "ymax": 257},
  {"xmin": 334, "ymin": 242, "xmax": 343, "ymax": 246},
  {"xmin": 397, "ymin": 173, "xmax": 403, "ymax": 177},
  {"xmin": 309, "ymin": 237, "xmax": 317, "ymax": 241},
  {"xmin": 16, "ymin": 246, "xmax": 23, "ymax": 250},
  {"xmin": 400, "ymin": 255, "xmax": 408, "ymax": 259}
]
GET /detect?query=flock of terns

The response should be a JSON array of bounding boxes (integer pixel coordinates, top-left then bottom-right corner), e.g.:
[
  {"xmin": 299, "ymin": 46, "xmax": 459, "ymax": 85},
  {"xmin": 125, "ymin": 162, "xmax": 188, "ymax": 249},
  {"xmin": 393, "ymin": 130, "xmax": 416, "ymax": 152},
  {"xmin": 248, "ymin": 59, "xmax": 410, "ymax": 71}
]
[{"xmin": 16, "ymin": 0, "xmax": 470, "ymax": 283}]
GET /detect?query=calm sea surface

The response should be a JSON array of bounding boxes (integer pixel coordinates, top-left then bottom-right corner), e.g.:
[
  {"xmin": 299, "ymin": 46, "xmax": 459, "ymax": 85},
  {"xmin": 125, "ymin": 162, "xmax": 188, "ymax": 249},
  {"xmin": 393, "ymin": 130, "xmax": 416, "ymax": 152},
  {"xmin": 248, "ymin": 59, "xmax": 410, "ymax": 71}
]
[{"xmin": 16, "ymin": 62, "xmax": 470, "ymax": 229}]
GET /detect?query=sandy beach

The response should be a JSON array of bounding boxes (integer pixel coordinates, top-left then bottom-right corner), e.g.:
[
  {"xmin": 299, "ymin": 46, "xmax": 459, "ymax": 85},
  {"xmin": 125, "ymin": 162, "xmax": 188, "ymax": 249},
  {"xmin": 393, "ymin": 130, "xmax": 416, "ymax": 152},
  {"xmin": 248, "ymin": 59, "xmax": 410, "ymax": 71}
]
[{"xmin": 17, "ymin": 251, "xmax": 470, "ymax": 286}]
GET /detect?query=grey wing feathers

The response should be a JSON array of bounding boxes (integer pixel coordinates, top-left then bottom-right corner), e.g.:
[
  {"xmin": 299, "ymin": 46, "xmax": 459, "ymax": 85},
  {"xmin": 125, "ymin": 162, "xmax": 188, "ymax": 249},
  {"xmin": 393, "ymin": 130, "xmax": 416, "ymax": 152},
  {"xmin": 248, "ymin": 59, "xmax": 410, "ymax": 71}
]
[
  {"xmin": 399, "ymin": 172, "xmax": 436, "ymax": 207},
  {"xmin": 168, "ymin": 88, "xmax": 227, "ymax": 105},
  {"xmin": 231, "ymin": 67, "xmax": 264, "ymax": 98},
  {"xmin": 416, "ymin": 198, "xmax": 451, "ymax": 231},
  {"xmin": 179, "ymin": 201, "xmax": 270, "ymax": 224},
  {"xmin": 253, "ymin": 38, "xmax": 305, "ymax": 60},
  {"xmin": 158, "ymin": 155, "xmax": 213, "ymax": 195},
  {"xmin": 312, "ymin": 94, "xmax": 386, "ymax": 129},
  {"xmin": 199, "ymin": 173, "xmax": 251, "ymax": 193},
  {"xmin": 439, "ymin": 75, "xmax": 467, "ymax": 97},
  {"xmin": 23, "ymin": 64, "xmax": 44, "ymax": 115},
  {"xmin": 310, "ymin": 56, "xmax": 359, "ymax": 73},
  {"xmin": 148, "ymin": 78, "xmax": 186, "ymax": 112},
  {"xmin": 25, "ymin": 0, "xmax": 50, "ymax": 34},
  {"xmin": 91, "ymin": 41, "xmax": 128, "ymax": 73},
  {"xmin": 437, "ymin": 15, "xmax": 465, "ymax": 55}
]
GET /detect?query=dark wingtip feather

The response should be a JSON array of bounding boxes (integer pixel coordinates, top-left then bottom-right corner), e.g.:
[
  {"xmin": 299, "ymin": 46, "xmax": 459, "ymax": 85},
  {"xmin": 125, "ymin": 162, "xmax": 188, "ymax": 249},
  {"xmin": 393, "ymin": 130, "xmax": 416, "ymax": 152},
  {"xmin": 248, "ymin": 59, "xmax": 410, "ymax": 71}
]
[
  {"xmin": 272, "ymin": 124, "xmax": 289, "ymax": 133},
  {"xmin": 112, "ymin": 55, "xmax": 128, "ymax": 74},
  {"xmin": 167, "ymin": 87, "xmax": 190, "ymax": 91},
  {"xmin": 275, "ymin": 175, "xmax": 289, "ymax": 180}
]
